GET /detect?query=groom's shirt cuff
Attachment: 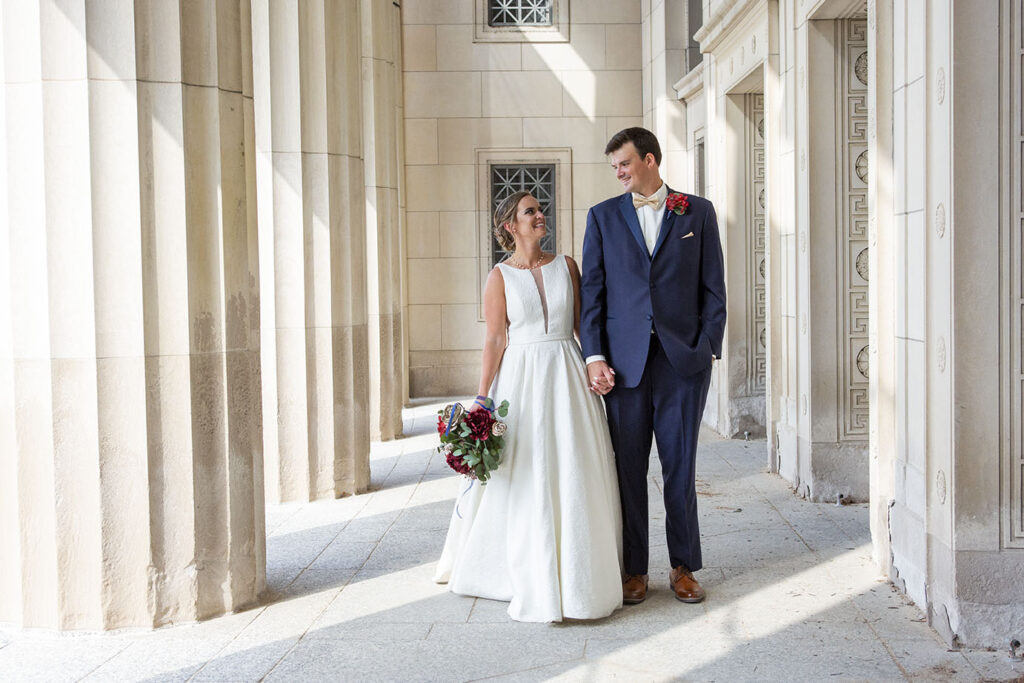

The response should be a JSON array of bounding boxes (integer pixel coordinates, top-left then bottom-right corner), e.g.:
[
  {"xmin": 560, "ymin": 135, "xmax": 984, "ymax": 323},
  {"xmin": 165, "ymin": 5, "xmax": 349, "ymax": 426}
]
[{"xmin": 585, "ymin": 355, "xmax": 607, "ymax": 366}]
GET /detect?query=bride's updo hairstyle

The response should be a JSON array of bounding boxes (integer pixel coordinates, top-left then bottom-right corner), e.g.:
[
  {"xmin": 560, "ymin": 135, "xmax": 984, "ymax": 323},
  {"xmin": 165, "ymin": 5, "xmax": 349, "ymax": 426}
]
[{"xmin": 492, "ymin": 190, "xmax": 532, "ymax": 253}]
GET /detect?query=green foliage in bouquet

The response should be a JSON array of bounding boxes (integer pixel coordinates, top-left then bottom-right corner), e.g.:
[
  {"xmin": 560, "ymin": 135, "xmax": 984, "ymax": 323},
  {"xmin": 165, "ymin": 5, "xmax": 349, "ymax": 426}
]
[{"xmin": 436, "ymin": 399, "xmax": 510, "ymax": 484}]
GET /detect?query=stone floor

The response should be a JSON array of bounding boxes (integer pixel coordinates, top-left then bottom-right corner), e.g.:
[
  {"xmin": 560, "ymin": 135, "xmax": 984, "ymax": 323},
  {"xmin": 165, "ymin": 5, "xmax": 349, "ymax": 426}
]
[{"xmin": 2, "ymin": 401, "xmax": 1023, "ymax": 683}]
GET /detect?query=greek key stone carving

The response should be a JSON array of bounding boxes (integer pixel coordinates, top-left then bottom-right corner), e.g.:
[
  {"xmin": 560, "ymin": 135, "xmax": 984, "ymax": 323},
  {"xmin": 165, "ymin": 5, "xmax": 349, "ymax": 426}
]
[
  {"xmin": 746, "ymin": 94, "xmax": 767, "ymax": 395},
  {"xmin": 841, "ymin": 19, "xmax": 870, "ymax": 439},
  {"xmin": 1012, "ymin": 0, "xmax": 1024, "ymax": 545}
]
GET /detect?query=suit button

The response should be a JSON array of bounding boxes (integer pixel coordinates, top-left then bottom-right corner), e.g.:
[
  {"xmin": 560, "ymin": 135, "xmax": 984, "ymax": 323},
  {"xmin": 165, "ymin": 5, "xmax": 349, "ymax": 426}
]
[{"xmin": 646, "ymin": 315, "xmax": 653, "ymax": 321}]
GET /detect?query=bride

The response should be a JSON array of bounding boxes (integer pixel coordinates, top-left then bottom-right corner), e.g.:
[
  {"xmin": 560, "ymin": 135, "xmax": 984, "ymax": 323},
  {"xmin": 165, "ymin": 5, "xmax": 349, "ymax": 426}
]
[{"xmin": 434, "ymin": 191, "xmax": 623, "ymax": 623}]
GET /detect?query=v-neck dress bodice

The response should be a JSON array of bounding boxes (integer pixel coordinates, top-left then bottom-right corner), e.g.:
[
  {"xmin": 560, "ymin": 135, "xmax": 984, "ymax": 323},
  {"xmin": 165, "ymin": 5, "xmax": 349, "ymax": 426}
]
[
  {"xmin": 434, "ymin": 254, "xmax": 624, "ymax": 623},
  {"xmin": 497, "ymin": 255, "xmax": 573, "ymax": 343}
]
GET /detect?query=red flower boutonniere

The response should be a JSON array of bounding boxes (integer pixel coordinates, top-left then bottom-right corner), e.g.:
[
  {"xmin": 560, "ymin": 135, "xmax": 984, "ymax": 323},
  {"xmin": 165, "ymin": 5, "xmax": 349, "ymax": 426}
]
[{"xmin": 665, "ymin": 192, "xmax": 690, "ymax": 215}]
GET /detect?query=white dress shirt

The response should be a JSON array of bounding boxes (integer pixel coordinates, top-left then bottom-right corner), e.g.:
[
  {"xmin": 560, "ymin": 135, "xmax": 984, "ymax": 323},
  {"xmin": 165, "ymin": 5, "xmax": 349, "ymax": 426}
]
[
  {"xmin": 585, "ymin": 183, "xmax": 667, "ymax": 367},
  {"xmin": 634, "ymin": 182, "xmax": 668, "ymax": 255}
]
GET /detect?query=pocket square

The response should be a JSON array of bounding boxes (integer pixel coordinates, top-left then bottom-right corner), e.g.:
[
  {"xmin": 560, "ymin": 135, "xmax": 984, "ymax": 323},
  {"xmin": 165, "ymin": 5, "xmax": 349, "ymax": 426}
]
[{"xmin": 680, "ymin": 231, "xmax": 695, "ymax": 239}]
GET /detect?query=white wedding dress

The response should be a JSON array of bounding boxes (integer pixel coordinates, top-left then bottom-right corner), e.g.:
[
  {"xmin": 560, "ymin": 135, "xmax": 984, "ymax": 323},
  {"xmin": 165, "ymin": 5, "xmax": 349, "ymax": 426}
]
[{"xmin": 434, "ymin": 254, "xmax": 623, "ymax": 623}]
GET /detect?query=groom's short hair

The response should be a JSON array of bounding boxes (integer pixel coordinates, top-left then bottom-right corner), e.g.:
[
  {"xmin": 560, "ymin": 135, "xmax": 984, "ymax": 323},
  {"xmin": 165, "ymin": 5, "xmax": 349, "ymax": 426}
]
[{"xmin": 605, "ymin": 127, "xmax": 662, "ymax": 166}]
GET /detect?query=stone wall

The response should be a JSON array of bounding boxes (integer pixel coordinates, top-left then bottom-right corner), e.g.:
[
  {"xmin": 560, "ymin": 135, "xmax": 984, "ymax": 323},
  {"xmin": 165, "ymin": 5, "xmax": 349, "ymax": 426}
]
[
  {"xmin": 401, "ymin": 0, "xmax": 643, "ymax": 396},
  {"xmin": 673, "ymin": 0, "xmax": 1024, "ymax": 649}
]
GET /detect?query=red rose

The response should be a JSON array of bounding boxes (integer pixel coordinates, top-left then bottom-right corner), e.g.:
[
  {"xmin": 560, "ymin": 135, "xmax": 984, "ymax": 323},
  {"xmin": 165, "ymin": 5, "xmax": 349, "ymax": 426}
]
[
  {"xmin": 666, "ymin": 192, "xmax": 689, "ymax": 215},
  {"xmin": 437, "ymin": 415, "xmax": 447, "ymax": 435},
  {"xmin": 464, "ymin": 409, "xmax": 496, "ymax": 441},
  {"xmin": 445, "ymin": 450, "xmax": 473, "ymax": 476}
]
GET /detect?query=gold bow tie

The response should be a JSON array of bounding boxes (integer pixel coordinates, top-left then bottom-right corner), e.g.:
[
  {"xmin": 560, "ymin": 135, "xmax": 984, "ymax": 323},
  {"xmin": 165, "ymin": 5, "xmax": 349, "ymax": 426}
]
[{"xmin": 632, "ymin": 195, "xmax": 663, "ymax": 210}]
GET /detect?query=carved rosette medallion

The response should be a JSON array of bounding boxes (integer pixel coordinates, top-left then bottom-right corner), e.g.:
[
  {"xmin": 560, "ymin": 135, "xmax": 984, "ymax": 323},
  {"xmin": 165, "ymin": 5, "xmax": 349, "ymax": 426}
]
[
  {"xmin": 855, "ymin": 51, "xmax": 869, "ymax": 85},
  {"xmin": 855, "ymin": 248, "xmax": 869, "ymax": 282},
  {"xmin": 855, "ymin": 150, "xmax": 868, "ymax": 183},
  {"xmin": 856, "ymin": 346, "xmax": 869, "ymax": 379}
]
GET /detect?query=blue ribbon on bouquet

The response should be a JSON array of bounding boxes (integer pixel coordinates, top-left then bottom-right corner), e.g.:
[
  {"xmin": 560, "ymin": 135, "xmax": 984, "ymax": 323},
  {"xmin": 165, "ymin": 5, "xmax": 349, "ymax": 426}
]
[{"xmin": 455, "ymin": 477, "xmax": 475, "ymax": 519}]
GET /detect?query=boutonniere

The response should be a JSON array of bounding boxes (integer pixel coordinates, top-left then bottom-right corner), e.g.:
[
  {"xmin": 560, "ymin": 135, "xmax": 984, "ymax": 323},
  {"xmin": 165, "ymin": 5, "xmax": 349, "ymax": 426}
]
[{"xmin": 665, "ymin": 192, "xmax": 690, "ymax": 215}]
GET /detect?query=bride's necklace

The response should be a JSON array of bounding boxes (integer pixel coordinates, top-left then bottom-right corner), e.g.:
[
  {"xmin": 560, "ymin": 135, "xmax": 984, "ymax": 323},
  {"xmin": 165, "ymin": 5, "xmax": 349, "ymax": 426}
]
[{"xmin": 508, "ymin": 252, "xmax": 546, "ymax": 270}]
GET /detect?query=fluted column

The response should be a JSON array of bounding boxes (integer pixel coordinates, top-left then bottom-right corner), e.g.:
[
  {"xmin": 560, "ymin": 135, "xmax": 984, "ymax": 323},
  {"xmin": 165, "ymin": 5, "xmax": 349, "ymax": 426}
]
[
  {"xmin": 362, "ymin": 0, "xmax": 405, "ymax": 441},
  {"xmin": 0, "ymin": 0, "xmax": 264, "ymax": 630},
  {"xmin": 253, "ymin": 0, "xmax": 370, "ymax": 502}
]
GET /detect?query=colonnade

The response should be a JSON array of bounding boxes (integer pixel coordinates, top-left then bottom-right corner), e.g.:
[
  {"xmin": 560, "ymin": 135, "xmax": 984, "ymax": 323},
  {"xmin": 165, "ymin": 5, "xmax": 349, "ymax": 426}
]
[{"xmin": 0, "ymin": 0, "xmax": 404, "ymax": 630}]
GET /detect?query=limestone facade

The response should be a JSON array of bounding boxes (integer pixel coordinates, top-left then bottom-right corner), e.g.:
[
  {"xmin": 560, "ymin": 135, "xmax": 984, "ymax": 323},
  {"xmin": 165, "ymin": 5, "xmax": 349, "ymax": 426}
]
[
  {"xmin": 251, "ymin": 0, "xmax": 377, "ymax": 504},
  {"xmin": 0, "ymin": 0, "xmax": 265, "ymax": 629},
  {"xmin": 1, "ymin": 0, "xmax": 1021, "ymax": 650},
  {"xmin": 668, "ymin": 0, "xmax": 1023, "ymax": 648},
  {"xmin": 401, "ymin": 0, "xmax": 643, "ymax": 396}
]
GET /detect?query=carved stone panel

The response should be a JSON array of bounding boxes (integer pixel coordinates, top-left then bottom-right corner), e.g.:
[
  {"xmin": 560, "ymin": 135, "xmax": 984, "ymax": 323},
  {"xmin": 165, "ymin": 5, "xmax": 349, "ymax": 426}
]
[
  {"xmin": 839, "ymin": 19, "xmax": 869, "ymax": 439},
  {"xmin": 745, "ymin": 94, "xmax": 767, "ymax": 396},
  {"xmin": 1008, "ymin": 1, "xmax": 1024, "ymax": 547}
]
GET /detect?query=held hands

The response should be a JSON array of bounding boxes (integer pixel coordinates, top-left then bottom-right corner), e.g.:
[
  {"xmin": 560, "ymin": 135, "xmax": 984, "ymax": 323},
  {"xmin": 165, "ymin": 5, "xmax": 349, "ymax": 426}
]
[{"xmin": 586, "ymin": 360, "xmax": 616, "ymax": 396}]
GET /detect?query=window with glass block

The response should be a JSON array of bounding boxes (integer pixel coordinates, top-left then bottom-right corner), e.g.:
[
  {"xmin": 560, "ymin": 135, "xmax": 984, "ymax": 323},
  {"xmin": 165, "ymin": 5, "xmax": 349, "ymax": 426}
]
[
  {"xmin": 488, "ymin": 0, "xmax": 553, "ymax": 26},
  {"xmin": 490, "ymin": 164, "xmax": 556, "ymax": 265}
]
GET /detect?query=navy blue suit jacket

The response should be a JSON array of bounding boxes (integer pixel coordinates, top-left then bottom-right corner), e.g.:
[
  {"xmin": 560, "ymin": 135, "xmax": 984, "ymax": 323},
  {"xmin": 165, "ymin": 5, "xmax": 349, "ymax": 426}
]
[{"xmin": 580, "ymin": 189, "xmax": 727, "ymax": 389}]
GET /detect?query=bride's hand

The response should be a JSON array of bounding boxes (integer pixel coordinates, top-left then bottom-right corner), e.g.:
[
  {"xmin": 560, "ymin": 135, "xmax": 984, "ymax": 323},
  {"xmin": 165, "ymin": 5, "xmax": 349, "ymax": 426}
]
[
  {"xmin": 471, "ymin": 395, "xmax": 494, "ymax": 412},
  {"xmin": 586, "ymin": 361, "xmax": 615, "ymax": 395}
]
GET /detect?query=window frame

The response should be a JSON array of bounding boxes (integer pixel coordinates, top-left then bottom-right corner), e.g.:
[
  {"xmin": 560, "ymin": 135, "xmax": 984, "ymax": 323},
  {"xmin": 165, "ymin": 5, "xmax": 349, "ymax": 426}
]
[
  {"xmin": 475, "ymin": 148, "xmax": 573, "ymax": 320},
  {"xmin": 474, "ymin": 0, "xmax": 569, "ymax": 43}
]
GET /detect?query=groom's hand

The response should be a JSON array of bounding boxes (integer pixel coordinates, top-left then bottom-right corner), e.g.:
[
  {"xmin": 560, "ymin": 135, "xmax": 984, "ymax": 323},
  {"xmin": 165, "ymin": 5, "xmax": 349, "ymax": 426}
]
[{"xmin": 587, "ymin": 360, "xmax": 616, "ymax": 395}]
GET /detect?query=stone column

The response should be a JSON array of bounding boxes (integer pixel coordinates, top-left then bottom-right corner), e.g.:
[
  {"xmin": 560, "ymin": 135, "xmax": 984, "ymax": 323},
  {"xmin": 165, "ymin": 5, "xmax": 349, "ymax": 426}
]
[
  {"xmin": 362, "ymin": 0, "xmax": 405, "ymax": 441},
  {"xmin": 0, "ymin": 0, "xmax": 264, "ymax": 630},
  {"xmin": 643, "ymin": 0, "xmax": 690, "ymax": 184},
  {"xmin": 252, "ymin": 0, "xmax": 371, "ymax": 503},
  {"xmin": 866, "ymin": 0, "xmax": 897, "ymax": 575}
]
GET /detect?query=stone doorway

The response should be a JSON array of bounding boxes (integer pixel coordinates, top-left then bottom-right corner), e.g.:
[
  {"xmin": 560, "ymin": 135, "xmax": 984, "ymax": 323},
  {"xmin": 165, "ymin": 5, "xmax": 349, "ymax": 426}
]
[{"xmin": 717, "ymin": 70, "xmax": 768, "ymax": 441}]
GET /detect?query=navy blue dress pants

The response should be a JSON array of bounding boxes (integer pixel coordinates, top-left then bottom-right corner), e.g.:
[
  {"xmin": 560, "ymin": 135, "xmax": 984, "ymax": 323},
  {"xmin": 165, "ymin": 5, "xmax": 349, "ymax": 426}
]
[{"xmin": 604, "ymin": 332, "xmax": 712, "ymax": 575}]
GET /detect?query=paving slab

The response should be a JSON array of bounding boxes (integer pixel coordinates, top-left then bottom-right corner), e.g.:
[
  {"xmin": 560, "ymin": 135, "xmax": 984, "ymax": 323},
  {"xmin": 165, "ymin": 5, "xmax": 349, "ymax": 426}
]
[{"xmin": 2, "ymin": 402, "xmax": 1023, "ymax": 682}]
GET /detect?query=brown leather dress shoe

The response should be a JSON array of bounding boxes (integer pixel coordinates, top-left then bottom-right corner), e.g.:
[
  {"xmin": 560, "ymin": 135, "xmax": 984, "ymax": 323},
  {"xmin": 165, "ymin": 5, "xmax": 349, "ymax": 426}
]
[
  {"xmin": 670, "ymin": 566, "xmax": 706, "ymax": 603},
  {"xmin": 622, "ymin": 574, "xmax": 649, "ymax": 604}
]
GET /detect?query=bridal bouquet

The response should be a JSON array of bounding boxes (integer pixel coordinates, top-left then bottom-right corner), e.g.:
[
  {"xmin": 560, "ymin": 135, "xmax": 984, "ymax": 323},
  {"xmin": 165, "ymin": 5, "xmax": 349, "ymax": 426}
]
[{"xmin": 436, "ymin": 399, "xmax": 510, "ymax": 484}]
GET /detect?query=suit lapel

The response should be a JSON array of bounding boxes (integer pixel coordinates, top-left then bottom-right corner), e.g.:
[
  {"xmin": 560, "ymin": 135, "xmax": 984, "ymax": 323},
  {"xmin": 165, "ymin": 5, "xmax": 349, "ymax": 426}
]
[
  {"xmin": 650, "ymin": 186, "xmax": 678, "ymax": 260},
  {"xmin": 617, "ymin": 194, "xmax": 649, "ymax": 257}
]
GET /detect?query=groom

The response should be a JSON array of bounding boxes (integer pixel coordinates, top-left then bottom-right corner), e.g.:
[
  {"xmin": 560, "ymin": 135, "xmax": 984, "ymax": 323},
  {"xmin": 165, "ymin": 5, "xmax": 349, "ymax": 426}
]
[{"xmin": 580, "ymin": 127, "xmax": 726, "ymax": 604}]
